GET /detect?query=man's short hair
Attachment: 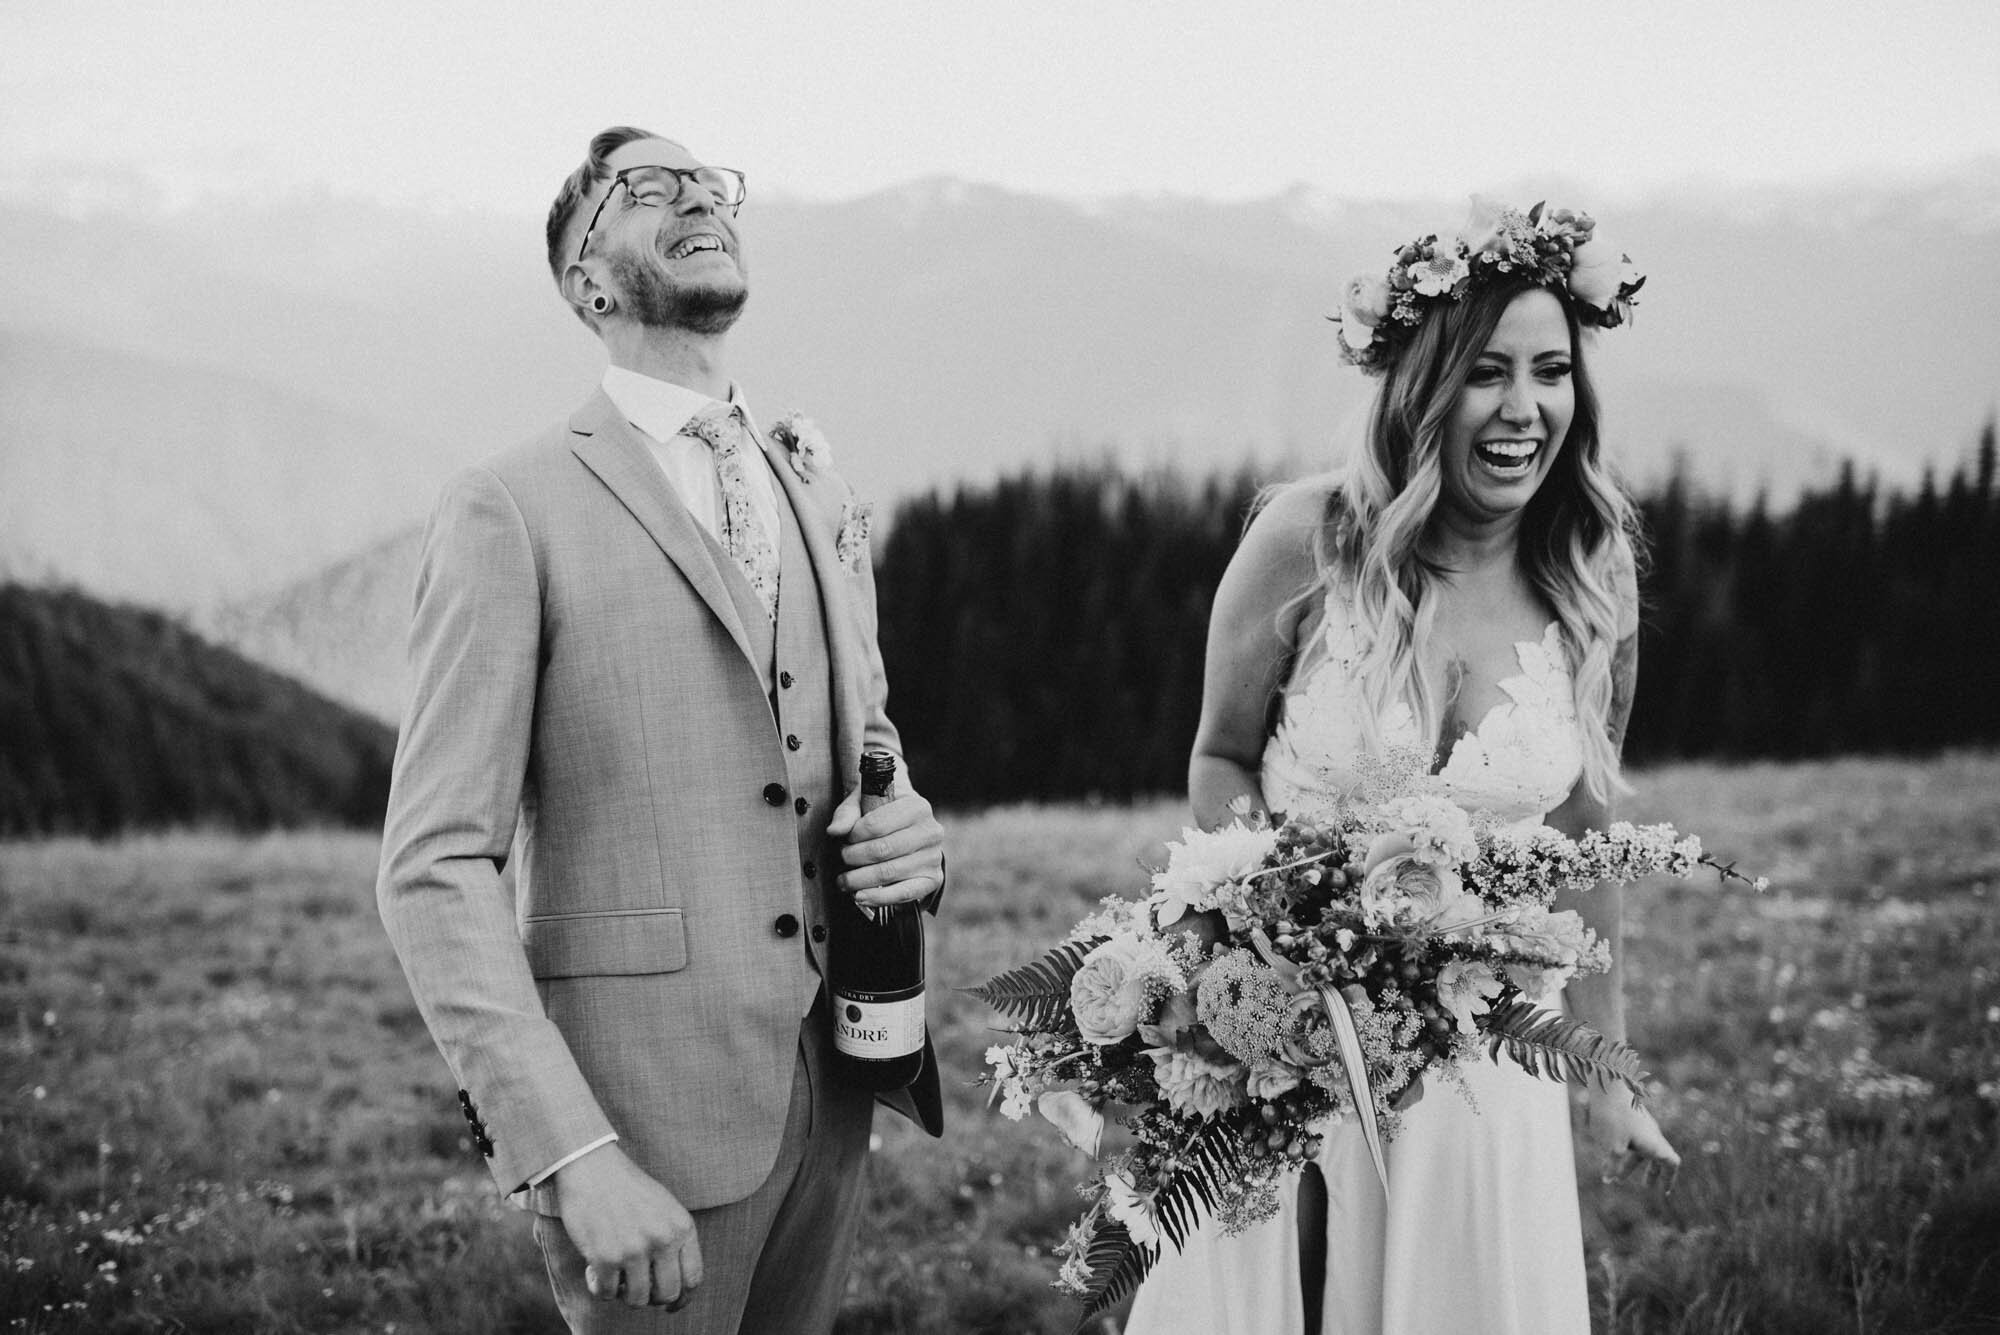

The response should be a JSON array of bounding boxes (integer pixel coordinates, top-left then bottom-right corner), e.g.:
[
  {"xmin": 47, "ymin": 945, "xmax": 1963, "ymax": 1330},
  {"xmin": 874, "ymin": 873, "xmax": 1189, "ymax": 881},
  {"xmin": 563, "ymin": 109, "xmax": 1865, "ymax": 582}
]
[{"xmin": 544, "ymin": 125, "xmax": 662, "ymax": 290}]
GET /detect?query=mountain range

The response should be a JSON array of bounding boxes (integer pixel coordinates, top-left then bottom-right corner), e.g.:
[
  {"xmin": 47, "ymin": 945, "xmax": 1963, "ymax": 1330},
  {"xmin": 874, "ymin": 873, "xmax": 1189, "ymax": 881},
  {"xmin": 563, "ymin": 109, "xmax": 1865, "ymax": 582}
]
[{"xmin": 4, "ymin": 167, "xmax": 1997, "ymax": 720}]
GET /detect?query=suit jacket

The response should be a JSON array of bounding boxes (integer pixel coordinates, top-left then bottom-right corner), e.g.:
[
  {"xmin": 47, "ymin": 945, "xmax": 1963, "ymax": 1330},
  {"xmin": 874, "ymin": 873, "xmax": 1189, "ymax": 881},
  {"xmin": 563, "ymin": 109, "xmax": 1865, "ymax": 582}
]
[{"xmin": 376, "ymin": 389, "xmax": 940, "ymax": 1212}]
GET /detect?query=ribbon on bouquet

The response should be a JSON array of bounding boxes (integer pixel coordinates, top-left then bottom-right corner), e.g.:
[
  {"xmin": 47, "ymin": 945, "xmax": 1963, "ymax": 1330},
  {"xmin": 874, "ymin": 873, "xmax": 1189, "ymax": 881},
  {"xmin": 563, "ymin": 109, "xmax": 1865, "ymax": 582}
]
[
  {"xmin": 1315, "ymin": 983, "xmax": 1390, "ymax": 1195},
  {"xmin": 1249, "ymin": 929, "xmax": 1391, "ymax": 1198}
]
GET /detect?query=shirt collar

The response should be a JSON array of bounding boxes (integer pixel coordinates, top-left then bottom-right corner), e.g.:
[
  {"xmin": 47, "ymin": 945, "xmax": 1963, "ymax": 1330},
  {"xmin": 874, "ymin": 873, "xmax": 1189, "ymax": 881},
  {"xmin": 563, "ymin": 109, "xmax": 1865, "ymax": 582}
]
[{"xmin": 601, "ymin": 365, "xmax": 757, "ymax": 445}]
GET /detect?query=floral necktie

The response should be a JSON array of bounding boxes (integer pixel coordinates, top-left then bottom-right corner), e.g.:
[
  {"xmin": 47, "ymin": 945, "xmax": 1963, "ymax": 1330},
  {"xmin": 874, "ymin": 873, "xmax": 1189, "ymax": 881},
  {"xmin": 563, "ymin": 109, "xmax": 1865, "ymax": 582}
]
[{"xmin": 681, "ymin": 403, "xmax": 780, "ymax": 621}]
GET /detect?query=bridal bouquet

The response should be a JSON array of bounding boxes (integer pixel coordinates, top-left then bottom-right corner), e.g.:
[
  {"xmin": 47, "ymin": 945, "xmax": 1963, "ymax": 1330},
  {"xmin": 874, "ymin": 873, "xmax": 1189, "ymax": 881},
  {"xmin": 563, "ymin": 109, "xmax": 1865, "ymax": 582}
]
[{"xmin": 972, "ymin": 755, "xmax": 1760, "ymax": 1322}]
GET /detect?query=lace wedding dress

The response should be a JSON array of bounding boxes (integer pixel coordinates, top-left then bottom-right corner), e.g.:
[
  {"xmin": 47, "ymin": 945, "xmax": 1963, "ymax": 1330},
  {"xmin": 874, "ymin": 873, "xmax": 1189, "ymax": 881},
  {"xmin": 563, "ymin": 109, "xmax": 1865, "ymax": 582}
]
[{"xmin": 1124, "ymin": 589, "xmax": 1592, "ymax": 1335}]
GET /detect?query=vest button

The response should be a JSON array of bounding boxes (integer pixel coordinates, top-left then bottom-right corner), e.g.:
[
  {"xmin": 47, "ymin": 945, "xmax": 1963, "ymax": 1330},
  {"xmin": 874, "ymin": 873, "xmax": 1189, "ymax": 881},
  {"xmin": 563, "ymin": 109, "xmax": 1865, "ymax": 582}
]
[
  {"xmin": 763, "ymin": 783, "xmax": 788, "ymax": 806},
  {"xmin": 779, "ymin": 671, "xmax": 795, "ymax": 689},
  {"xmin": 794, "ymin": 796, "xmax": 809, "ymax": 816},
  {"xmin": 810, "ymin": 923, "xmax": 828, "ymax": 943},
  {"xmin": 774, "ymin": 914, "xmax": 800, "ymax": 938},
  {"xmin": 803, "ymin": 859, "xmax": 818, "ymax": 879},
  {"xmin": 786, "ymin": 734, "xmax": 802, "ymax": 751}
]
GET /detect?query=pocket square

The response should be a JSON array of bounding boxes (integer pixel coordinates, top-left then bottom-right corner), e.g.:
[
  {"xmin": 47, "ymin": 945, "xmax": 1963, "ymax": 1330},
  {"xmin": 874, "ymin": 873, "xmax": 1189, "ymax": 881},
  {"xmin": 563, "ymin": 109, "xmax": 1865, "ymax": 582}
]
[{"xmin": 836, "ymin": 498, "xmax": 874, "ymax": 574}]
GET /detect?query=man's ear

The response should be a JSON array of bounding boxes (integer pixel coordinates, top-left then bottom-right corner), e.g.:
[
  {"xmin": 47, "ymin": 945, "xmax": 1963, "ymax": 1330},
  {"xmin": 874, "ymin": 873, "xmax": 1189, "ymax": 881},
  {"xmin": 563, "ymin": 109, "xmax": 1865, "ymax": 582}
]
[{"xmin": 559, "ymin": 260, "xmax": 605, "ymax": 321}]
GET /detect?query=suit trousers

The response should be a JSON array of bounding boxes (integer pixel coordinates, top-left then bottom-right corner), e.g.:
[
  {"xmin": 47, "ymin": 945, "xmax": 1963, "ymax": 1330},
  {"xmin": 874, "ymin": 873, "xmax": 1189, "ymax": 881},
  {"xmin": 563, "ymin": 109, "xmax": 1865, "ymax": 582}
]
[{"xmin": 534, "ymin": 999, "xmax": 875, "ymax": 1335}]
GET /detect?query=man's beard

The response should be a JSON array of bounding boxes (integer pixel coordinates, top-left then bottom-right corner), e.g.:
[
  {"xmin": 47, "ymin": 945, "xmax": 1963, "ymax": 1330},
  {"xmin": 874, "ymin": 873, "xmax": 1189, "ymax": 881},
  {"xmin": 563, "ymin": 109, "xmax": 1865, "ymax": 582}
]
[{"xmin": 610, "ymin": 248, "xmax": 748, "ymax": 335}]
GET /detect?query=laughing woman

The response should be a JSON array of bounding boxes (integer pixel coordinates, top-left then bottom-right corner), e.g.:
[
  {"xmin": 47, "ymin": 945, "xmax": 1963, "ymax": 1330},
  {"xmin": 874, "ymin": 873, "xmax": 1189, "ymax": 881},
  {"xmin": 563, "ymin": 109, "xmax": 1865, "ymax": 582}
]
[{"xmin": 1124, "ymin": 201, "xmax": 1677, "ymax": 1335}]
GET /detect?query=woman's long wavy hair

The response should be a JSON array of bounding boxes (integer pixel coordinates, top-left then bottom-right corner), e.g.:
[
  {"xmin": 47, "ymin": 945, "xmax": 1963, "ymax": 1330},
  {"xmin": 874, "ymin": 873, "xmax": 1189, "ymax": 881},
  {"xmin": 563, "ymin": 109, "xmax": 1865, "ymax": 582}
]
[{"xmin": 1308, "ymin": 275, "xmax": 1641, "ymax": 802}]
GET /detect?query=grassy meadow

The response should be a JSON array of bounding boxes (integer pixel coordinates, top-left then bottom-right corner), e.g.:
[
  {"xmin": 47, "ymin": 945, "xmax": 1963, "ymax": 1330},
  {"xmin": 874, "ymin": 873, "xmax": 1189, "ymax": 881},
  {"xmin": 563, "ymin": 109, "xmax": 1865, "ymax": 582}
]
[{"xmin": 3, "ymin": 755, "xmax": 1998, "ymax": 1333}]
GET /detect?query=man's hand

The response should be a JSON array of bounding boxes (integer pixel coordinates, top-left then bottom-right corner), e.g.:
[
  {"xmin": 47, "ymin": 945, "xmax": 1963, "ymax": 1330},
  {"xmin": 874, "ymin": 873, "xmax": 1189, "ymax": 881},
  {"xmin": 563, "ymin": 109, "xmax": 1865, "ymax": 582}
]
[
  {"xmin": 553, "ymin": 1143, "xmax": 703, "ymax": 1310},
  {"xmin": 826, "ymin": 786, "xmax": 944, "ymax": 909}
]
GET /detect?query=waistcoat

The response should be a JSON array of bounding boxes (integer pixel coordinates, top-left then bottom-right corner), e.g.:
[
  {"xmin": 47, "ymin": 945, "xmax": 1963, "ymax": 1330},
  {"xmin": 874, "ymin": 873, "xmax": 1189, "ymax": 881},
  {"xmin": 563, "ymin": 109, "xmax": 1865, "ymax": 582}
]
[{"xmin": 703, "ymin": 455, "xmax": 840, "ymax": 1015}]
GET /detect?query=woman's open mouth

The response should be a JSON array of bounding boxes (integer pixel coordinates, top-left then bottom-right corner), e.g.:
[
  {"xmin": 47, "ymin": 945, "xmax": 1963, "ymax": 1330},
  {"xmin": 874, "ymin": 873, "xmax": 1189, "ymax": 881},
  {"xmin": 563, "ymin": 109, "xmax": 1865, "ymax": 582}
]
[{"xmin": 1475, "ymin": 438, "xmax": 1540, "ymax": 476}]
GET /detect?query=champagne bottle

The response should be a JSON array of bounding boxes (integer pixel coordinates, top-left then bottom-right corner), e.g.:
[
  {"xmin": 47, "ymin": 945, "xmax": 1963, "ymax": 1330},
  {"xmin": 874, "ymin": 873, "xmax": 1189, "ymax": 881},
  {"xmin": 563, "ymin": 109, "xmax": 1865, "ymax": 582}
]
[{"xmin": 829, "ymin": 750, "xmax": 926, "ymax": 1089}]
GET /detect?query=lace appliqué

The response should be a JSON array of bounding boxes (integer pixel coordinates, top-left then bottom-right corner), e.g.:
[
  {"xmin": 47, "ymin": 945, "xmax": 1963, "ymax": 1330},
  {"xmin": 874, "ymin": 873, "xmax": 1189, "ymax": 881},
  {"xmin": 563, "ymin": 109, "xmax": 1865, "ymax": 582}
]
[{"xmin": 1261, "ymin": 592, "xmax": 1583, "ymax": 828}]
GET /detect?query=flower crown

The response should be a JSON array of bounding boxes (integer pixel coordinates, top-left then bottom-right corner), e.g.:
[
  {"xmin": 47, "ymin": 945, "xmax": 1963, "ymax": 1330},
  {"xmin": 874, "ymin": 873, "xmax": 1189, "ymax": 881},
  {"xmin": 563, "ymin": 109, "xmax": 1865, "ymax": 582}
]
[{"xmin": 1334, "ymin": 197, "xmax": 1644, "ymax": 375}]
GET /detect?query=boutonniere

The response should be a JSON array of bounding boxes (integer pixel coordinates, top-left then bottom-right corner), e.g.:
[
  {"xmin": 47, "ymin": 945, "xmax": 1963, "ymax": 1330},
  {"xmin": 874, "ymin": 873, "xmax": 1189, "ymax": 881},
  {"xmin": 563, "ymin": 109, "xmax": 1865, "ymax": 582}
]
[
  {"xmin": 768, "ymin": 412, "xmax": 832, "ymax": 483},
  {"xmin": 836, "ymin": 497, "xmax": 874, "ymax": 575}
]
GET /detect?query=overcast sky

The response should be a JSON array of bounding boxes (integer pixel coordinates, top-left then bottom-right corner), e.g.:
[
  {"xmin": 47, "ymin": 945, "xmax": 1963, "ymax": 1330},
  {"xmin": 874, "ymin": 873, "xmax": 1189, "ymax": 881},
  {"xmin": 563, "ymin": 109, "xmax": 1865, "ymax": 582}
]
[{"xmin": 5, "ymin": 0, "xmax": 1999, "ymax": 215}]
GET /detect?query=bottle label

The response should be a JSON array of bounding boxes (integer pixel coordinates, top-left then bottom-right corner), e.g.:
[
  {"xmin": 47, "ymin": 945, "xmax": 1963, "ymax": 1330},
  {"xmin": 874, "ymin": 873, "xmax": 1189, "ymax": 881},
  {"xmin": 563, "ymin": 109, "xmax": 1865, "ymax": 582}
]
[{"xmin": 832, "ymin": 986, "xmax": 926, "ymax": 1060}]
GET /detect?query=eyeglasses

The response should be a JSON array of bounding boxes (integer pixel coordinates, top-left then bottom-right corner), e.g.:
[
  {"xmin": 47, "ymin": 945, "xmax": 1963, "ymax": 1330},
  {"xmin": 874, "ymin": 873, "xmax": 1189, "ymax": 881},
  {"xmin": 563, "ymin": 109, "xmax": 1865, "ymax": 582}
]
[{"xmin": 575, "ymin": 165, "xmax": 748, "ymax": 262}]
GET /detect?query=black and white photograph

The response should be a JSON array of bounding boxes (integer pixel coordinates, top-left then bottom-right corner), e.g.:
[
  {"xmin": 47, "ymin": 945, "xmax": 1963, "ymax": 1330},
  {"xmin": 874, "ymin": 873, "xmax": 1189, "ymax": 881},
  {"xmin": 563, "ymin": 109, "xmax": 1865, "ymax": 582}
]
[{"xmin": 3, "ymin": 4, "xmax": 1997, "ymax": 1332}]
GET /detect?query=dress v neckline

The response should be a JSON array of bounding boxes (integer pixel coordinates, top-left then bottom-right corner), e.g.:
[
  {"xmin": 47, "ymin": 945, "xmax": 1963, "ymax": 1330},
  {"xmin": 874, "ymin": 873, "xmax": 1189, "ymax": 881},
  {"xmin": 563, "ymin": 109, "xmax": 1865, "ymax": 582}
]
[{"xmin": 1432, "ymin": 621, "xmax": 1562, "ymax": 771}]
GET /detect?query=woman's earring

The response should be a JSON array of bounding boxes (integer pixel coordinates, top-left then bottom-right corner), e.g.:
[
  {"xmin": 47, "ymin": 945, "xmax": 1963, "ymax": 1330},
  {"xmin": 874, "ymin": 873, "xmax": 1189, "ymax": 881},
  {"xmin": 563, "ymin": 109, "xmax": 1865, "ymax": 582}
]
[{"xmin": 590, "ymin": 294, "xmax": 612, "ymax": 314}]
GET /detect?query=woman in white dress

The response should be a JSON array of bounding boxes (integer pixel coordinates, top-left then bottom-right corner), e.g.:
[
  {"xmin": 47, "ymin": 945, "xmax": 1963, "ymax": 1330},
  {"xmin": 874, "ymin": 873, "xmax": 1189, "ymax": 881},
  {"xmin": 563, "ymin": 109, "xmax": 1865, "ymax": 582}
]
[{"xmin": 1125, "ymin": 202, "xmax": 1679, "ymax": 1335}]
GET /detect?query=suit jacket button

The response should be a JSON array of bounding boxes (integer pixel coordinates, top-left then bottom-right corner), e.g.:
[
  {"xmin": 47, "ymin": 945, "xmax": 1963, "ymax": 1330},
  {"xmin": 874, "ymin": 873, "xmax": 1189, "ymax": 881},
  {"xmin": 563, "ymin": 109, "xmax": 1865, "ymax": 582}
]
[
  {"xmin": 786, "ymin": 734, "xmax": 802, "ymax": 751},
  {"xmin": 774, "ymin": 914, "xmax": 800, "ymax": 938},
  {"xmin": 763, "ymin": 783, "xmax": 788, "ymax": 806},
  {"xmin": 779, "ymin": 671, "xmax": 794, "ymax": 689},
  {"xmin": 810, "ymin": 923, "xmax": 828, "ymax": 943},
  {"xmin": 794, "ymin": 796, "xmax": 810, "ymax": 816},
  {"xmin": 802, "ymin": 859, "xmax": 818, "ymax": 879}
]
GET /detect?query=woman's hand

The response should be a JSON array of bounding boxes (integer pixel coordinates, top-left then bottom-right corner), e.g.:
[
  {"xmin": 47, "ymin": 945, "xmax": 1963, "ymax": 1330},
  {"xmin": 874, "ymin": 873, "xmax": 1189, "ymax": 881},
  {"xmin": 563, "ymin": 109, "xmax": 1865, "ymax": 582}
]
[{"xmin": 1583, "ymin": 1084, "xmax": 1680, "ymax": 1192}]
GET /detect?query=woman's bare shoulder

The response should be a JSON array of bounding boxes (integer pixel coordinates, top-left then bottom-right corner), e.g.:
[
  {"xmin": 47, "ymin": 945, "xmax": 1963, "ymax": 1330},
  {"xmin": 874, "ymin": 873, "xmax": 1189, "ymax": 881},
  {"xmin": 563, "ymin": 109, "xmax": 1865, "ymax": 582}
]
[
  {"xmin": 1214, "ymin": 476, "xmax": 1339, "ymax": 647},
  {"xmin": 1238, "ymin": 476, "xmax": 1338, "ymax": 572}
]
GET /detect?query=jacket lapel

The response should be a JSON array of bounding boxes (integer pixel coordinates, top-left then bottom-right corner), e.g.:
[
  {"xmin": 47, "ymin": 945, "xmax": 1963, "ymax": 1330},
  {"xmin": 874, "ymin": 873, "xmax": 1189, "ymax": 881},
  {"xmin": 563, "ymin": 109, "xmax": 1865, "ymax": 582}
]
[
  {"xmin": 763, "ymin": 437, "xmax": 863, "ymax": 777},
  {"xmin": 568, "ymin": 391, "xmax": 759, "ymax": 672}
]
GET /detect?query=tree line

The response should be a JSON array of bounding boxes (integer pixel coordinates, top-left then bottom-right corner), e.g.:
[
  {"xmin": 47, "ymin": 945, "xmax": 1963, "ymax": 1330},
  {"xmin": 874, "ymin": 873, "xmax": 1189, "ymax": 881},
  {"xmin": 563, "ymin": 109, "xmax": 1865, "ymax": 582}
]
[
  {"xmin": 2, "ymin": 421, "xmax": 1989, "ymax": 834},
  {"xmin": 0, "ymin": 584, "xmax": 395, "ymax": 836},
  {"xmin": 875, "ymin": 421, "xmax": 2000, "ymax": 807}
]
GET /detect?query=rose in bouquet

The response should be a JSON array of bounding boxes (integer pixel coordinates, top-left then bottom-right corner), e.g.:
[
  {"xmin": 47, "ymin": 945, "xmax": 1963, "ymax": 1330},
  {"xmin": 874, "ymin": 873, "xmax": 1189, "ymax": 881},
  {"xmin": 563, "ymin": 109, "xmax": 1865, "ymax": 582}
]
[{"xmin": 971, "ymin": 773, "xmax": 1761, "ymax": 1326}]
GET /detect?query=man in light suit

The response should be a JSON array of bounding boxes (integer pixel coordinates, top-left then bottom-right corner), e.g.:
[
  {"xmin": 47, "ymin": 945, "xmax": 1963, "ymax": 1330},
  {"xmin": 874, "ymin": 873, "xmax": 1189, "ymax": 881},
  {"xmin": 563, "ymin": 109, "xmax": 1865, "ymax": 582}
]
[{"xmin": 376, "ymin": 125, "xmax": 945, "ymax": 1334}]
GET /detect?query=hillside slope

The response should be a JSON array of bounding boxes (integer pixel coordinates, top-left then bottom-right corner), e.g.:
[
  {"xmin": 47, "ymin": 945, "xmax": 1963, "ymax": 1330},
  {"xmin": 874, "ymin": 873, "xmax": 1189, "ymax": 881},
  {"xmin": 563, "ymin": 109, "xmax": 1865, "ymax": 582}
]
[{"xmin": 0, "ymin": 583, "xmax": 396, "ymax": 835}]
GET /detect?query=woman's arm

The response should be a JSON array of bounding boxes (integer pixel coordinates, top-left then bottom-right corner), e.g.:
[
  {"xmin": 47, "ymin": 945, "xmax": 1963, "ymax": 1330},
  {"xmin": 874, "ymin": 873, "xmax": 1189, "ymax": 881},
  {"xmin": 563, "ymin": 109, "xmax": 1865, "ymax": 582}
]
[
  {"xmin": 1546, "ymin": 626, "xmax": 1680, "ymax": 1177},
  {"xmin": 1188, "ymin": 483, "xmax": 1326, "ymax": 831},
  {"xmin": 1545, "ymin": 628, "xmax": 1638, "ymax": 1041}
]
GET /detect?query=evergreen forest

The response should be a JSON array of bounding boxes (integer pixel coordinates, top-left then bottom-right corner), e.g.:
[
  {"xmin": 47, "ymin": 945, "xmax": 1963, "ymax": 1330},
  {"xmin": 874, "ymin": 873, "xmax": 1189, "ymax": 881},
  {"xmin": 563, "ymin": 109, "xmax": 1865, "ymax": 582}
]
[{"xmin": 876, "ymin": 420, "xmax": 2000, "ymax": 807}]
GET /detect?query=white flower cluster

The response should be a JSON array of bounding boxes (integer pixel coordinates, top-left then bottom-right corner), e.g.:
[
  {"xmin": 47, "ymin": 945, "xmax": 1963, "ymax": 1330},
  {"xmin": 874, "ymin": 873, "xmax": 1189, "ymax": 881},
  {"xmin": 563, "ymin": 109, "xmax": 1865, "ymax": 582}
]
[
  {"xmin": 1150, "ymin": 823, "xmax": 1280, "ymax": 926},
  {"xmin": 1577, "ymin": 822, "xmax": 1705, "ymax": 882},
  {"xmin": 1371, "ymin": 792, "xmax": 1480, "ymax": 868},
  {"xmin": 1052, "ymin": 1218, "xmax": 1097, "ymax": 1295},
  {"xmin": 1474, "ymin": 820, "xmax": 1719, "ymax": 905},
  {"xmin": 1474, "ymin": 824, "xmax": 1579, "ymax": 904},
  {"xmin": 1067, "ymin": 893, "xmax": 1151, "ymax": 943},
  {"xmin": 1195, "ymin": 947, "xmax": 1297, "ymax": 1065},
  {"xmin": 984, "ymin": 1038, "xmax": 1075, "ymax": 1122}
]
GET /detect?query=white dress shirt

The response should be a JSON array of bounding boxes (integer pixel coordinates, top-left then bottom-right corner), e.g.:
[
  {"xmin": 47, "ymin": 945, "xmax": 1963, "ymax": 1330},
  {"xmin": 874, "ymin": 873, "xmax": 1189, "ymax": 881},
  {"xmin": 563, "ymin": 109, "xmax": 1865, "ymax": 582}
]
[{"xmin": 600, "ymin": 365, "xmax": 783, "ymax": 561}]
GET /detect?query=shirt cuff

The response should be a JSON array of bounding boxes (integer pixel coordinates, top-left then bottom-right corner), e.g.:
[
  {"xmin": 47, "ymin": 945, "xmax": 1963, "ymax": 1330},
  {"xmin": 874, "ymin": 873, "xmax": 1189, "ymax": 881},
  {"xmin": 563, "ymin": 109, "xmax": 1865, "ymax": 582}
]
[{"xmin": 524, "ymin": 1132, "xmax": 619, "ymax": 1189}]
